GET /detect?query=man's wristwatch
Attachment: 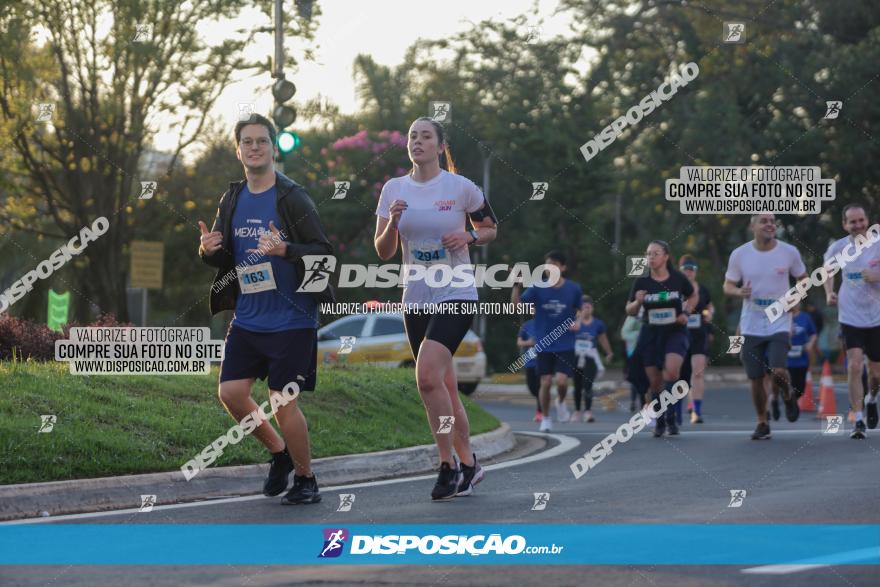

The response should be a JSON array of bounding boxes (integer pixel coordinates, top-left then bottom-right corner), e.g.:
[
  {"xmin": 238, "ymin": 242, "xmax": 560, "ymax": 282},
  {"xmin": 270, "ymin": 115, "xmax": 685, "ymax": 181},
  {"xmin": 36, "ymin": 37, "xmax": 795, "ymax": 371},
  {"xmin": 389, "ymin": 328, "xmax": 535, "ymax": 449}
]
[{"xmin": 468, "ymin": 229, "xmax": 479, "ymax": 244}]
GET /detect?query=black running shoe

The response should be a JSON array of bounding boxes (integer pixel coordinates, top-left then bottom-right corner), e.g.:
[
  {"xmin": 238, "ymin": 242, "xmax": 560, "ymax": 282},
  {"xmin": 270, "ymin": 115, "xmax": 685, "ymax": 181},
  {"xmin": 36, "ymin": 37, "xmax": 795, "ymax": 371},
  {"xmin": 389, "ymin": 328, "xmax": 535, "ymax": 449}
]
[
  {"xmin": 751, "ymin": 422, "xmax": 772, "ymax": 440},
  {"xmin": 431, "ymin": 461, "xmax": 460, "ymax": 501},
  {"xmin": 456, "ymin": 453, "xmax": 484, "ymax": 496},
  {"xmin": 666, "ymin": 409, "xmax": 679, "ymax": 436},
  {"xmin": 851, "ymin": 420, "xmax": 867, "ymax": 440},
  {"xmin": 281, "ymin": 473, "xmax": 322, "ymax": 505},
  {"xmin": 866, "ymin": 400, "xmax": 878, "ymax": 430},
  {"xmin": 770, "ymin": 398, "xmax": 780, "ymax": 421},
  {"xmin": 783, "ymin": 390, "xmax": 800, "ymax": 422},
  {"xmin": 653, "ymin": 415, "xmax": 666, "ymax": 437},
  {"xmin": 263, "ymin": 448, "xmax": 294, "ymax": 497}
]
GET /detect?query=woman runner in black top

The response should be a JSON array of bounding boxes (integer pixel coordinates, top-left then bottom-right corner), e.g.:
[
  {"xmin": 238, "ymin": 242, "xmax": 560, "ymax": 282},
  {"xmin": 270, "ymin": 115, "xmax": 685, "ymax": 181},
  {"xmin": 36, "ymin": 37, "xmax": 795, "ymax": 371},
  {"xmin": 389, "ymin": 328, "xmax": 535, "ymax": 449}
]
[{"xmin": 625, "ymin": 240, "xmax": 697, "ymax": 436}]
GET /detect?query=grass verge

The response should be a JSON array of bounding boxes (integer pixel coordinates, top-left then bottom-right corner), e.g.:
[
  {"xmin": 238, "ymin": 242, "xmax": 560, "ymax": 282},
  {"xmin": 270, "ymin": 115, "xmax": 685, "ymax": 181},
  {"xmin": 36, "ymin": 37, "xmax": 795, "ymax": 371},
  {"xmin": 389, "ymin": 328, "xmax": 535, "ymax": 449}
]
[{"xmin": 0, "ymin": 360, "xmax": 499, "ymax": 485}]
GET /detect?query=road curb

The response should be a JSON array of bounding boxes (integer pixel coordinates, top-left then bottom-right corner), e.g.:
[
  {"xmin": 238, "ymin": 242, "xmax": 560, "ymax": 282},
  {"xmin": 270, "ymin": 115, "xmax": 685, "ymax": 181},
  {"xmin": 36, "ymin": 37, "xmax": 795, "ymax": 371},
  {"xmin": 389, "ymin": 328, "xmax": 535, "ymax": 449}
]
[{"xmin": 0, "ymin": 423, "xmax": 514, "ymax": 521}]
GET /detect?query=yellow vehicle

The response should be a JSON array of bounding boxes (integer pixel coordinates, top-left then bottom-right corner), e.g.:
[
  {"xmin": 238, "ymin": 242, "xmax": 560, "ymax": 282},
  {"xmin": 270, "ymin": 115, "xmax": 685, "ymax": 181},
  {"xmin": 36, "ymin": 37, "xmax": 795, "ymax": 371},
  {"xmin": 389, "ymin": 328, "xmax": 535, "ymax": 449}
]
[{"xmin": 317, "ymin": 311, "xmax": 486, "ymax": 395}]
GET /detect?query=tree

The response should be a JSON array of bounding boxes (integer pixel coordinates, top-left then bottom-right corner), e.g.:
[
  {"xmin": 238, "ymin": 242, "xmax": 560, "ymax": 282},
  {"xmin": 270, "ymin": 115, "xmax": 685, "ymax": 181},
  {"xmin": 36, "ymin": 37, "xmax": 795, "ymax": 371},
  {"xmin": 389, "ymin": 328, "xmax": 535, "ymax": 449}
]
[{"xmin": 0, "ymin": 0, "xmax": 319, "ymax": 320}]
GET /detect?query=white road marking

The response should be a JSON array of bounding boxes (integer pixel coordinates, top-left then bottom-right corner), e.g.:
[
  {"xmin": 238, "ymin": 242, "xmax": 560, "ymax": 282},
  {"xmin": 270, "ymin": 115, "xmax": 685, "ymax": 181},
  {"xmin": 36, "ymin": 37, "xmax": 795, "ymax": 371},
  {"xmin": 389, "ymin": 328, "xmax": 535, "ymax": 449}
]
[
  {"xmin": 741, "ymin": 547, "xmax": 880, "ymax": 574},
  {"xmin": 1, "ymin": 432, "xmax": 580, "ymax": 525},
  {"xmin": 545, "ymin": 429, "xmax": 838, "ymax": 436}
]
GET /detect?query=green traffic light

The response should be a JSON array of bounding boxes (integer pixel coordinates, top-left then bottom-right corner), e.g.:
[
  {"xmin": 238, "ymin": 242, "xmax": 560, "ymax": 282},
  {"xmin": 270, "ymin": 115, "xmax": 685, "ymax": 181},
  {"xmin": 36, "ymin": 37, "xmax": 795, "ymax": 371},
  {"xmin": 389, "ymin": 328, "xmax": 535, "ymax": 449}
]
[{"xmin": 277, "ymin": 131, "xmax": 300, "ymax": 153}]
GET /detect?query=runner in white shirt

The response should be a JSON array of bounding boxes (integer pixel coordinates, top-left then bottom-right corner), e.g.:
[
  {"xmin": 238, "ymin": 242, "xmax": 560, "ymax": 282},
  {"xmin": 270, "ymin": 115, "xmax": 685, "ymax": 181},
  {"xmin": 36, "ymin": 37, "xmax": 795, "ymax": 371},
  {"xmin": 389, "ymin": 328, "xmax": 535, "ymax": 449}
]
[
  {"xmin": 374, "ymin": 117, "xmax": 498, "ymax": 500},
  {"xmin": 823, "ymin": 204, "xmax": 880, "ymax": 438},
  {"xmin": 724, "ymin": 213, "xmax": 808, "ymax": 440}
]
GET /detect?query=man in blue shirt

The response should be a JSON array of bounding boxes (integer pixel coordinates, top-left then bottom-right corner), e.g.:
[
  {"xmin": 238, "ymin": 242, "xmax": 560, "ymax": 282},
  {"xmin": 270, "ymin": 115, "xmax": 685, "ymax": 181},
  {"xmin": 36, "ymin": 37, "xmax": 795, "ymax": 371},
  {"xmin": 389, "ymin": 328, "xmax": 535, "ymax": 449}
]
[
  {"xmin": 199, "ymin": 114, "xmax": 333, "ymax": 505},
  {"xmin": 512, "ymin": 251, "xmax": 583, "ymax": 431}
]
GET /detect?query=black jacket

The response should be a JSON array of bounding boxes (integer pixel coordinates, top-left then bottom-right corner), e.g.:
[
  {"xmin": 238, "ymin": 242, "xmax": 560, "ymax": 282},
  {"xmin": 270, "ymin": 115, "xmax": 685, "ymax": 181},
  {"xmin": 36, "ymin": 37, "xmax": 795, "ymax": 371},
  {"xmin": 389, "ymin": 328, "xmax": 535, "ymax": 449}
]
[{"xmin": 199, "ymin": 171, "xmax": 336, "ymax": 316}]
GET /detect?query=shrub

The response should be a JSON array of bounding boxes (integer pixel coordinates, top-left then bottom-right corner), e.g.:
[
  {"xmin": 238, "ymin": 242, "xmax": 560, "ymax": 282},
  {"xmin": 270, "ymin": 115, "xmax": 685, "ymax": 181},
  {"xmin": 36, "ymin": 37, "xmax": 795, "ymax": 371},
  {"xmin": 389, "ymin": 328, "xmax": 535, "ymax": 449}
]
[{"xmin": 0, "ymin": 313, "xmax": 131, "ymax": 361}]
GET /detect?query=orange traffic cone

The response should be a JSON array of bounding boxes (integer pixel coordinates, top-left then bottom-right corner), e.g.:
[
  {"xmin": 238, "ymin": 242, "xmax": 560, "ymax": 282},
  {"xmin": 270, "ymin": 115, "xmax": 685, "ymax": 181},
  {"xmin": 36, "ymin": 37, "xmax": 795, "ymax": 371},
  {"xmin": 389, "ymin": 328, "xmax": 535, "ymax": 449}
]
[
  {"xmin": 798, "ymin": 370, "xmax": 816, "ymax": 412},
  {"xmin": 817, "ymin": 360, "xmax": 837, "ymax": 418}
]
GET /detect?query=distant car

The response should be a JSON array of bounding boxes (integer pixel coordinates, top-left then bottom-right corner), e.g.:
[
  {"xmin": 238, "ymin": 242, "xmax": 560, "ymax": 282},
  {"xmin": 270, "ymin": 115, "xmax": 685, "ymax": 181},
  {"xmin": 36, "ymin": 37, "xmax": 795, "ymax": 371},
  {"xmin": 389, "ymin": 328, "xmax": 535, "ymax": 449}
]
[{"xmin": 317, "ymin": 312, "xmax": 486, "ymax": 395}]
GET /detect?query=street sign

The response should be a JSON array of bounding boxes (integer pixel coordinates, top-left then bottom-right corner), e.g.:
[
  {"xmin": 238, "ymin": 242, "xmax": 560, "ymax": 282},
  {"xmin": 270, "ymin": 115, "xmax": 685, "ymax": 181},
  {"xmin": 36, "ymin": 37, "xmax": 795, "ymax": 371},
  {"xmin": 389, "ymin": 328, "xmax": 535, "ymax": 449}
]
[{"xmin": 130, "ymin": 241, "xmax": 164, "ymax": 289}]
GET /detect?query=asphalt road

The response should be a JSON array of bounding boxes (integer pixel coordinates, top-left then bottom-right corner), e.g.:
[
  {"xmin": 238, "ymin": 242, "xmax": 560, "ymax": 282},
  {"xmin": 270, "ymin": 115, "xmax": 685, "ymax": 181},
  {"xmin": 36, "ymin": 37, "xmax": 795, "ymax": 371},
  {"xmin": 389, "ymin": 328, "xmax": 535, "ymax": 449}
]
[{"xmin": 3, "ymin": 381, "xmax": 879, "ymax": 586}]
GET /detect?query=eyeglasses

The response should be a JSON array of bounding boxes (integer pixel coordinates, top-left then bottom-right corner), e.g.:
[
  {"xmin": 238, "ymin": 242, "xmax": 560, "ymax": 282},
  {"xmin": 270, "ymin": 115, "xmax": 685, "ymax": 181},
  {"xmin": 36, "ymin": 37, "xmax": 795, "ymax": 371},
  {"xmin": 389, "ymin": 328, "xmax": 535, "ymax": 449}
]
[{"xmin": 240, "ymin": 137, "xmax": 271, "ymax": 148}]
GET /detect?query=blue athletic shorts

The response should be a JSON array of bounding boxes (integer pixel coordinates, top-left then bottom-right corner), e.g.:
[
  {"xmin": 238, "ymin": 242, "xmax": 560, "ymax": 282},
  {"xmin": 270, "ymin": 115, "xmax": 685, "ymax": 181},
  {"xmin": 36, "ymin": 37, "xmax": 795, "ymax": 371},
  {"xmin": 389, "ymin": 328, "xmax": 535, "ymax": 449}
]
[{"xmin": 220, "ymin": 324, "xmax": 317, "ymax": 391}]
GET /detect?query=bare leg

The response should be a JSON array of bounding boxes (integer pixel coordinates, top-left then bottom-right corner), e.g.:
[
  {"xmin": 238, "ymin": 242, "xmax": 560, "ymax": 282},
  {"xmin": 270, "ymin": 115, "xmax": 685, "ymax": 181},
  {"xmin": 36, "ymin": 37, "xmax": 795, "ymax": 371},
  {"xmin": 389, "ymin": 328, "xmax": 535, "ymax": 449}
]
[
  {"xmin": 645, "ymin": 365, "xmax": 662, "ymax": 405},
  {"xmin": 868, "ymin": 360, "xmax": 880, "ymax": 399},
  {"xmin": 539, "ymin": 374, "xmax": 553, "ymax": 418},
  {"xmin": 218, "ymin": 379, "xmax": 284, "ymax": 453},
  {"xmin": 751, "ymin": 378, "xmax": 768, "ymax": 423},
  {"xmin": 273, "ymin": 395, "xmax": 313, "ymax": 476},
  {"xmin": 662, "ymin": 353, "xmax": 684, "ymax": 382},
  {"xmin": 444, "ymin": 361, "xmax": 474, "ymax": 467},
  {"xmin": 771, "ymin": 367, "xmax": 792, "ymax": 401},
  {"xmin": 556, "ymin": 373, "xmax": 569, "ymax": 403},
  {"xmin": 847, "ymin": 348, "xmax": 866, "ymax": 414},
  {"xmin": 415, "ymin": 340, "xmax": 456, "ymax": 465},
  {"xmin": 690, "ymin": 355, "xmax": 707, "ymax": 400}
]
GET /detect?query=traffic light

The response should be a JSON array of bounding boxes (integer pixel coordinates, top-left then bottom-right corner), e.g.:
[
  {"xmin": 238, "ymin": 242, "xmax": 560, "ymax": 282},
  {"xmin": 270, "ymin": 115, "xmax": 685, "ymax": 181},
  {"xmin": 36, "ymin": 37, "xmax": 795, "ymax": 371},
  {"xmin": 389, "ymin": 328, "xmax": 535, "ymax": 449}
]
[
  {"xmin": 271, "ymin": 78, "xmax": 297, "ymax": 129},
  {"xmin": 272, "ymin": 77, "xmax": 298, "ymax": 158},
  {"xmin": 277, "ymin": 130, "xmax": 300, "ymax": 154}
]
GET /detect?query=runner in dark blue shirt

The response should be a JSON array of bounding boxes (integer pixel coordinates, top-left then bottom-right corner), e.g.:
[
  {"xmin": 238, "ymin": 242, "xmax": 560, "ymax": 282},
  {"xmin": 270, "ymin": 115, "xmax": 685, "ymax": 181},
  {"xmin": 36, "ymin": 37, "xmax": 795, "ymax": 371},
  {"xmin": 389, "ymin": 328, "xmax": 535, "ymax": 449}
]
[
  {"xmin": 513, "ymin": 250, "xmax": 582, "ymax": 431},
  {"xmin": 199, "ymin": 114, "xmax": 330, "ymax": 505}
]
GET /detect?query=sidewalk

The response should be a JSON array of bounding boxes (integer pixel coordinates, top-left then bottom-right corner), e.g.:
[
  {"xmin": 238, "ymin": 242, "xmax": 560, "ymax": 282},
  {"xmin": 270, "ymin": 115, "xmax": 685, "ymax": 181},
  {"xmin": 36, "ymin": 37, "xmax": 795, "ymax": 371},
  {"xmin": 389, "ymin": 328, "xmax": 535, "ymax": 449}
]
[{"xmin": 0, "ymin": 424, "xmax": 518, "ymax": 522}]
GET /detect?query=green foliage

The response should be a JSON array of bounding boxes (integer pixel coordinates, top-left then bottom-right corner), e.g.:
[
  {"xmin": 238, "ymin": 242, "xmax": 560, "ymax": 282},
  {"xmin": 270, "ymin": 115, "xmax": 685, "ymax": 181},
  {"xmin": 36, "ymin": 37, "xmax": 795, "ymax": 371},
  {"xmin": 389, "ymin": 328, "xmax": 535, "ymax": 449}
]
[
  {"xmin": 3, "ymin": 1, "xmax": 879, "ymax": 371},
  {"xmin": 0, "ymin": 0, "xmax": 319, "ymax": 321}
]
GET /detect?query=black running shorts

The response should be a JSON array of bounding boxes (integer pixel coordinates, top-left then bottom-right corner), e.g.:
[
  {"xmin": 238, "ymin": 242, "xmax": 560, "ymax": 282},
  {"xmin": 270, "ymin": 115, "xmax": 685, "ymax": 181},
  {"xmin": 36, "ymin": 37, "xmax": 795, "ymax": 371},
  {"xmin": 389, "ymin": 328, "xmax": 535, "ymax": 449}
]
[
  {"xmin": 403, "ymin": 301, "xmax": 474, "ymax": 358},
  {"xmin": 841, "ymin": 323, "xmax": 880, "ymax": 362}
]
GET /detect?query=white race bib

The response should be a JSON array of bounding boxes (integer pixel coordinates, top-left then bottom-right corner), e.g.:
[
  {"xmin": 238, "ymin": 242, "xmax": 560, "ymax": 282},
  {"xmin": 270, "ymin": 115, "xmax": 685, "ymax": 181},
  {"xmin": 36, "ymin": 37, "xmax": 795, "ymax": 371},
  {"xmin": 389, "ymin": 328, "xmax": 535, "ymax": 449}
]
[
  {"xmin": 575, "ymin": 339, "xmax": 594, "ymax": 354},
  {"xmin": 788, "ymin": 344, "xmax": 804, "ymax": 358},
  {"xmin": 237, "ymin": 262, "xmax": 277, "ymax": 294},
  {"xmin": 648, "ymin": 308, "xmax": 676, "ymax": 325},
  {"xmin": 687, "ymin": 314, "xmax": 702, "ymax": 329},
  {"xmin": 751, "ymin": 297, "xmax": 776, "ymax": 312},
  {"xmin": 411, "ymin": 239, "xmax": 448, "ymax": 266}
]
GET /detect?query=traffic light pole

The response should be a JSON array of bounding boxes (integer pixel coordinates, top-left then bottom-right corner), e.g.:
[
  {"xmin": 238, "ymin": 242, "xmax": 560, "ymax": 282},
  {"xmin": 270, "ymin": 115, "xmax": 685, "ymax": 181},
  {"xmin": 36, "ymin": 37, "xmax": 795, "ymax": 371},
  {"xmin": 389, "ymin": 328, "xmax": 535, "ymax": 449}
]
[{"xmin": 274, "ymin": 0, "xmax": 284, "ymax": 173}]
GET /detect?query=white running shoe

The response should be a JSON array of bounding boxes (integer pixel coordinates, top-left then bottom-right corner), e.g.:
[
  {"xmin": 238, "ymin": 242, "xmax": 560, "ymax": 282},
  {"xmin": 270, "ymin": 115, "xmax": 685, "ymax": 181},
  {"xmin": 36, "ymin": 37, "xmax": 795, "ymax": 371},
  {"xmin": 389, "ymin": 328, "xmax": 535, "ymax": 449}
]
[
  {"xmin": 539, "ymin": 417, "xmax": 553, "ymax": 432},
  {"xmin": 556, "ymin": 401, "xmax": 570, "ymax": 423}
]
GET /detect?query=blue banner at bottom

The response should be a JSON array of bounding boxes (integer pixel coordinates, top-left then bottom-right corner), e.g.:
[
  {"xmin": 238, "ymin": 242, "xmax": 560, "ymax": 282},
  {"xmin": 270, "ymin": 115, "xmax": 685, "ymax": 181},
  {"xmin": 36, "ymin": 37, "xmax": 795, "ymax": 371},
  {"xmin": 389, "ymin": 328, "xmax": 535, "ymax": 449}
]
[{"xmin": 1, "ymin": 525, "xmax": 879, "ymax": 565}]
